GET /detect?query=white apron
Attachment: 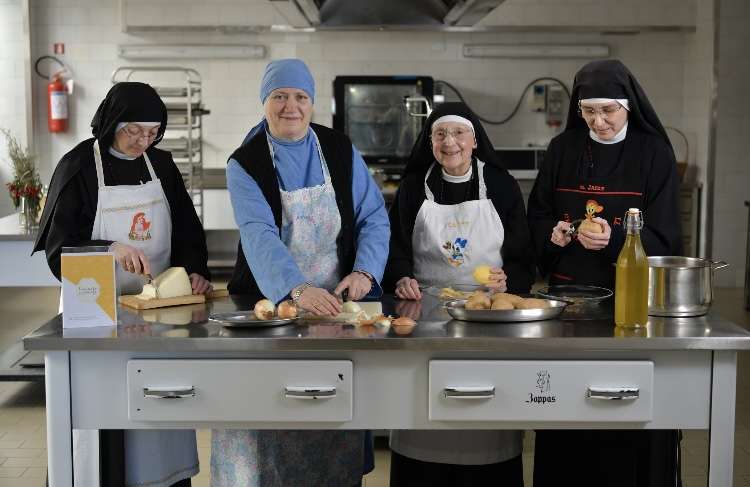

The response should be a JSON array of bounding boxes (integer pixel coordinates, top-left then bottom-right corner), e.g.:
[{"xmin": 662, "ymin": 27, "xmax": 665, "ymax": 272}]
[
  {"xmin": 390, "ymin": 160, "xmax": 522, "ymax": 465},
  {"xmin": 73, "ymin": 140, "xmax": 198, "ymax": 487},
  {"xmin": 211, "ymin": 132, "xmax": 364, "ymax": 487}
]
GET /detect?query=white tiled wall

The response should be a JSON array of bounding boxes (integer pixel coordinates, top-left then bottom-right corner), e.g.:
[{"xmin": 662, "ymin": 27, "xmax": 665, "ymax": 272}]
[
  {"xmin": 712, "ymin": 0, "xmax": 750, "ymax": 287},
  {"xmin": 28, "ymin": 0, "xmax": 698, "ymax": 178},
  {"xmin": 0, "ymin": 0, "xmax": 28, "ymax": 217}
]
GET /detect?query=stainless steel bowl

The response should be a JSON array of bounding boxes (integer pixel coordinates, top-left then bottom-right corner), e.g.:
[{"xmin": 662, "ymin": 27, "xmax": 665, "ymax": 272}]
[
  {"xmin": 444, "ymin": 299, "xmax": 567, "ymax": 323},
  {"xmin": 647, "ymin": 256, "xmax": 728, "ymax": 317}
]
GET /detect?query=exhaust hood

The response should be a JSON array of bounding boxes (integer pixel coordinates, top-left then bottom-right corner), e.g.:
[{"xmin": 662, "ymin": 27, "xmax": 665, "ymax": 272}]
[{"xmin": 269, "ymin": 0, "xmax": 506, "ymax": 30}]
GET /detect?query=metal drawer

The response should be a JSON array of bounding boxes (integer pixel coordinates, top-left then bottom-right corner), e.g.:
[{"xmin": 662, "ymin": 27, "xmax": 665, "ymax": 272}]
[
  {"xmin": 429, "ymin": 360, "xmax": 653, "ymax": 423},
  {"xmin": 127, "ymin": 360, "xmax": 353, "ymax": 422}
]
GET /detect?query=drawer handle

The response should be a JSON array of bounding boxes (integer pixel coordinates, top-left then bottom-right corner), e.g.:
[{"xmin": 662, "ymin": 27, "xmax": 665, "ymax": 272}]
[
  {"xmin": 444, "ymin": 386, "xmax": 495, "ymax": 399},
  {"xmin": 143, "ymin": 386, "xmax": 196, "ymax": 399},
  {"xmin": 284, "ymin": 386, "xmax": 337, "ymax": 400},
  {"xmin": 587, "ymin": 387, "xmax": 639, "ymax": 401}
]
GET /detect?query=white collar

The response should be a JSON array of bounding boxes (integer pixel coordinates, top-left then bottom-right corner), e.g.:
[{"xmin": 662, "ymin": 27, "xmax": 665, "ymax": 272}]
[
  {"xmin": 589, "ymin": 122, "xmax": 628, "ymax": 145},
  {"xmin": 441, "ymin": 164, "xmax": 473, "ymax": 183},
  {"xmin": 108, "ymin": 146, "xmax": 137, "ymax": 160}
]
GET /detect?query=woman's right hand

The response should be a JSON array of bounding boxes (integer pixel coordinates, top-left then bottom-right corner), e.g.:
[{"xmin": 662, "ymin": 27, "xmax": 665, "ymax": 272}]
[
  {"xmin": 395, "ymin": 277, "xmax": 422, "ymax": 300},
  {"xmin": 297, "ymin": 286, "xmax": 342, "ymax": 316},
  {"xmin": 550, "ymin": 221, "xmax": 573, "ymax": 248},
  {"xmin": 110, "ymin": 242, "xmax": 151, "ymax": 275}
]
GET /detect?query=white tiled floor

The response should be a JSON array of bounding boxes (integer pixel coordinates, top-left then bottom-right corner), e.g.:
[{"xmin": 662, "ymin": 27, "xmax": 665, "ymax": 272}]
[{"xmin": 0, "ymin": 287, "xmax": 747, "ymax": 486}]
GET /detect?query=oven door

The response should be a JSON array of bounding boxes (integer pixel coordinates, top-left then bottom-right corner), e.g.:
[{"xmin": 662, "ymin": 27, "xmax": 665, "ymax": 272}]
[{"xmin": 333, "ymin": 76, "xmax": 434, "ymax": 165}]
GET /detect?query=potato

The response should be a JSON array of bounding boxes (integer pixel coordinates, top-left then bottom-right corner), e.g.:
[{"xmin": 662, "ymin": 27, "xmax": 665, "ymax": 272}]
[
  {"xmin": 465, "ymin": 291, "xmax": 491, "ymax": 310},
  {"xmin": 491, "ymin": 292, "xmax": 523, "ymax": 306},
  {"xmin": 472, "ymin": 265, "xmax": 492, "ymax": 285},
  {"xmin": 578, "ymin": 219, "xmax": 603, "ymax": 234},
  {"xmin": 514, "ymin": 298, "xmax": 552, "ymax": 310},
  {"xmin": 490, "ymin": 299, "xmax": 514, "ymax": 310}
]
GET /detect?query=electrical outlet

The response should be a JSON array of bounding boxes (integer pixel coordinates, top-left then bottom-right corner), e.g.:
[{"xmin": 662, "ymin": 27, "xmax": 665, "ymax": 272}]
[
  {"xmin": 546, "ymin": 86, "xmax": 566, "ymax": 127},
  {"xmin": 529, "ymin": 84, "xmax": 547, "ymax": 112}
]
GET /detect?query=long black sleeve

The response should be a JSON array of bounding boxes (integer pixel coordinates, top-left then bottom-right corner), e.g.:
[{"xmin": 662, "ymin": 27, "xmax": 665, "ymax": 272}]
[
  {"xmin": 527, "ymin": 139, "xmax": 570, "ymax": 278},
  {"xmin": 44, "ymin": 173, "xmax": 112, "ymax": 281},
  {"xmin": 382, "ymin": 174, "xmax": 422, "ymax": 292}
]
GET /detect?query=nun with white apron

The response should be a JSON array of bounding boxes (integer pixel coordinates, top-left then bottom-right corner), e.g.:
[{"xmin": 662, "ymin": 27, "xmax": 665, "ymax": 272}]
[
  {"xmin": 384, "ymin": 103, "xmax": 535, "ymax": 486},
  {"xmin": 34, "ymin": 82, "xmax": 212, "ymax": 487},
  {"xmin": 215, "ymin": 59, "xmax": 389, "ymax": 487}
]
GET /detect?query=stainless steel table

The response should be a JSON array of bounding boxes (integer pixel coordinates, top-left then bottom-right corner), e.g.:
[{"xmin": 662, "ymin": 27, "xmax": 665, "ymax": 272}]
[{"xmin": 25, "ymin": 295, "xmax": 750, "ymax": 487}]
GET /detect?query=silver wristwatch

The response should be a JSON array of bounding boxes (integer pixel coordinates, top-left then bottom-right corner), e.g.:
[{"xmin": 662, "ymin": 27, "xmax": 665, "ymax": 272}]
[{"xmin": 291, "ymin": 282, "xmax": 312, "ymax": 304}]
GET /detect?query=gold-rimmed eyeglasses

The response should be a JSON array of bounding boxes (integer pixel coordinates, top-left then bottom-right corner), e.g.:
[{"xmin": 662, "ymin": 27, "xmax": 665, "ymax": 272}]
[
  {"xmin": 121, "ymin": 124, "xmax": 160, "ymax": 141},
  {"xmin": 431, "ymin": 127, "xmax": 473, "ymax": 143},
  {"xmin": 578, "ymin": 102, "xmax": 624, "ymax": 121}
]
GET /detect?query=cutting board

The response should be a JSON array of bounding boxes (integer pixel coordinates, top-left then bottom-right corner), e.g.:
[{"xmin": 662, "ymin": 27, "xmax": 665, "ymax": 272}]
[{"xmin": 119, "ymin": 288, "xmax": 229, "ymax": 310}]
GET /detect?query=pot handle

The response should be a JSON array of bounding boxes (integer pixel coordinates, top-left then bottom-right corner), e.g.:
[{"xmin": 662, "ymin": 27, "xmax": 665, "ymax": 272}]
[{"xmin": 711, "ymin": 260, "xmax": 729, "ymax": 270}]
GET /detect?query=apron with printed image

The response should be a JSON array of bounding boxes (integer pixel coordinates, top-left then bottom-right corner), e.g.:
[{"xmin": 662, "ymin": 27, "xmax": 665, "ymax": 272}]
[
  {"xmin": 390, "ymin": 159, "xmax": 523, "ymax": 465},
  {"xmin": 211, "ymin": 131, "xmax": 364, "ymax": 487},
  {"xmin": 73, "ymin": 140, "xmax": 199, "ymax": 487}
]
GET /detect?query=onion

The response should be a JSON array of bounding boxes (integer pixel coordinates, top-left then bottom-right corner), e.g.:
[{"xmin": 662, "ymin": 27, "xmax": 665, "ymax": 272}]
[
  {"xmin": 254, "ymin": 299, "xmax": 276, "ymax": 320},
  {"xmin": 392, "ymin": 316, "xmax": 416, "ymax": 327},
  {"xmin": 277, "ymin": 300, "xmax": 298, "ymax": 319},
  {"xmin": 342, "ymin": 301, "xmax": 362, "ymax": 313},
  {"xmin": 375, "ymin": 315, "xmax": 392, "ymax": 327}
]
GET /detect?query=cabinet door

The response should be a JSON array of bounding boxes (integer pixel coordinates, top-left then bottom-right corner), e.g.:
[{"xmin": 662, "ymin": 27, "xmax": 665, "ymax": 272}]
[
  {"xmin": 127, "ymin": 359, "xmax": 353, "ymax": 422},
  {"xmin": 429, "ymin": 360, "xmax": 653, "ymax": 423}
]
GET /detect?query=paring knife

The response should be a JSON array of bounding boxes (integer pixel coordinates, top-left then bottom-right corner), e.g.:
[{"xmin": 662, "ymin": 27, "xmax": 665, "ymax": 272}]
[{"xmin": 566, "ymin": 219, "xmax": 585, "ymax": 237}]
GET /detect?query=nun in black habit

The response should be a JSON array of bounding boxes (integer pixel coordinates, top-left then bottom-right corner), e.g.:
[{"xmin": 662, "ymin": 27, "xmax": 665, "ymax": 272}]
[
  {"xmin": 527, "ymin": 60, "xmax": 682, "ymax": 486},
  {"xmin": 384, "ymin": 103, "xmax": 533, "ymax": 487},
  {"xmin": 33, "ymin": 82, "xmax": 209, "ymax": 487}
]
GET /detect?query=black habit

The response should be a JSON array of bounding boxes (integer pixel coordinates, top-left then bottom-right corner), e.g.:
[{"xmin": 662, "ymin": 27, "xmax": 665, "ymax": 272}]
[{"xmin": 528, "ymin": 60, "xmax": 683, "ymax": 487}]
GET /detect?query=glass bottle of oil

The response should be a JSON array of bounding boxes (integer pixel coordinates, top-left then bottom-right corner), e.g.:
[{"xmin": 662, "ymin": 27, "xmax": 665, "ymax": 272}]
[{"xmin": 615, "ymin": 208, "xmax": 649, "ymax": 328}]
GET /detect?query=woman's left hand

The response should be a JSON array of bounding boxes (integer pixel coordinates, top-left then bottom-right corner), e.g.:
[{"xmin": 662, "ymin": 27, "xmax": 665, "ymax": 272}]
[
  {"xmin": 484, "ymin": 267, "xmax": 508, "ymax": 292},
  {"xmin": 334, "ymin": 272, "xmax": 372, "ymax": 301},
  {"xmin": 577, "ymin": 217, "xmax": 612, "ymax": 250},
  {"xmin": 189, "ymin": 273, "xmax": 213, "ymax": 295}
]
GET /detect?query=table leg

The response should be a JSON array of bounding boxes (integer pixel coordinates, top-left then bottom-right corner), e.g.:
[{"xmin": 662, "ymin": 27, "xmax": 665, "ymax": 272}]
[
  {"xmin": 45, "ymin": 351, "xmax": 73, "ymax": 487},
  {"xmin": 708, "ymin": 350, "xmax": 737, "ymax": 487}
]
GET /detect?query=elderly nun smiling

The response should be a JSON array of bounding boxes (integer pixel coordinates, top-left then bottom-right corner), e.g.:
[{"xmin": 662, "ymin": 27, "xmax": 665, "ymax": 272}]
[{"xmin": 214, "ymin": 59, "xmax": 389, "ymax": 486}]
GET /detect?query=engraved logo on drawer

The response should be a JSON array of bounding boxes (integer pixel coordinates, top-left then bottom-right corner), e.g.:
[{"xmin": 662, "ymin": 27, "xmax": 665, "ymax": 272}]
[{"xmin": 525, "ymin": 369, "xmax": 557, "ymax": 405}]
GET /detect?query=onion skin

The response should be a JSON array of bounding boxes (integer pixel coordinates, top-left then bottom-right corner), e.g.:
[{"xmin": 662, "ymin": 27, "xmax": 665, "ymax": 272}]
[
  {"xmin": 254, "ymin": 299, "xmax": 276, "ymax": 320},
  {"xmin": 277, "ymin": 300, "xmax": 298, "ymax": 319}
]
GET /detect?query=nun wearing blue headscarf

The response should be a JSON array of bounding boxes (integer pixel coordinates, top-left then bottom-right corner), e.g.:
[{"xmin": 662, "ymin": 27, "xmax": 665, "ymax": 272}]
[{"xmin": 211, "ymin": 59, "xmax": 388, "ymax": 486}]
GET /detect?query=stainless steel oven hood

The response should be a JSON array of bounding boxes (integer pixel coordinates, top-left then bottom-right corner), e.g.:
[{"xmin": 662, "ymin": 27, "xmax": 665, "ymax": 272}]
[{"xmin": 269, "ymin": 0, "xmax": 506, "ymax": 30}]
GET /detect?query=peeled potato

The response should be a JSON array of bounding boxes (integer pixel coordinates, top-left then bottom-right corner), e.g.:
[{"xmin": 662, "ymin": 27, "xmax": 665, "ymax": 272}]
[
  {"xmin": 472, "ymin": 265, "xmax": 492, "ymax": 285},
  {"xmin": 491, "ymin": 299, "xmax": 514, "ymax": 310},
  {"xmin": 579, "ymin": 219, "xmax": 604, "ymax": 234},
  {"xmin": 492, "ymin": 292, "xmax": 523, "ymax": 306},
  {"xmin": 466, "ymin": 291, "xmax": 491, "ymax": 310},
  {"xmin": 514, "ymin": 298, "xmax": 552, "ymax": 310}
]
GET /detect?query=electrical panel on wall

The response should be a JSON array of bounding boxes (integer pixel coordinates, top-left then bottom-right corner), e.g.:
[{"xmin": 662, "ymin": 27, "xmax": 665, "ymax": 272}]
[
  {"xmin": 529, "ymin": 84, "xmax": 547, "ymax": 112},
  {"xmin": 545, "ymin": 86, "xmax": 566, "ymax": 127}
]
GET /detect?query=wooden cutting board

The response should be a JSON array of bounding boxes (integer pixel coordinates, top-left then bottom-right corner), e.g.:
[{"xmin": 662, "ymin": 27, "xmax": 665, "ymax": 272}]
[{"xmin": 119, "ymin": 288, "xmax": 229, "ymax": 310}]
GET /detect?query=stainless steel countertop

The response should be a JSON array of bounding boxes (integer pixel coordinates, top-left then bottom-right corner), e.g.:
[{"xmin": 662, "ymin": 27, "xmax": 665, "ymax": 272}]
[
  {"xmin": 23, "ymin": 295, "xmax": 750, "ymax": 352},
  {"xmin": 0, "ymin": 213, "xmax": 38, "ymax": 241}
]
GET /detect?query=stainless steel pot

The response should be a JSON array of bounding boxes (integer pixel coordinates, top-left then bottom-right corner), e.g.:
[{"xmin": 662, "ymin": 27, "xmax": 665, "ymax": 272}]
[{"xmin": 647, "ymin": 256, "xmax": 729, "ymax": 317}]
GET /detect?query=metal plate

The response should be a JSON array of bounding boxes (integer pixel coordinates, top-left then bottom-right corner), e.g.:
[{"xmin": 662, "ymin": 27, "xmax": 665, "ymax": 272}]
[
  {"xmin": 208, "ymin": 312, "xmax": 298, "ymax": 328},
  {"xmin": 444, "ymin": 299, "xmax": 567, "ymax": 323}
]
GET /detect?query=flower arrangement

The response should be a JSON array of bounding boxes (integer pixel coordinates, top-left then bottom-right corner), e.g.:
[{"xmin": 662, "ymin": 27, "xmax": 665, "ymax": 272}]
[{"xmin": 1, "ymin": 128, "xmax": 43, "ymax": 226}]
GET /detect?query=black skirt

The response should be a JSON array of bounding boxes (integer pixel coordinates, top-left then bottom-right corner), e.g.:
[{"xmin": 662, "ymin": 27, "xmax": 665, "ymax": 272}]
[
  {"xmin": 533, "ymin": 430, "xmax": 682, "ymax": 487},
  {"xmin": 389, "ymin": 451, "xmax": 523, "ymax": 487}
]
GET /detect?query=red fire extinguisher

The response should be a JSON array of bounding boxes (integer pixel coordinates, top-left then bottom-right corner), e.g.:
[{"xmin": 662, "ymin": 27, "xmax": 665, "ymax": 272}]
[
  {"xmin": 35, "ymin": 56, "xmax": 72, "ymax": 133},
  {"xmin": 47, "ymin": 73, "xmax": 68, "ymax": 133}
]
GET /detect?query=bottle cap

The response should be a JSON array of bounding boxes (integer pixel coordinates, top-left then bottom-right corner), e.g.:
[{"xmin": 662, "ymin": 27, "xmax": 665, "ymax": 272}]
[{"xmin": 628, "ymin": 208, "xmax": 641, "ymax": 213}]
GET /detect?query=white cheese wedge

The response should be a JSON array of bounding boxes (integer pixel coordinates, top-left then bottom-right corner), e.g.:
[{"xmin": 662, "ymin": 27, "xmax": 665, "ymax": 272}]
[{"xmin": 136, "ymin": 267, "xmax": 192, "ymax": 300}]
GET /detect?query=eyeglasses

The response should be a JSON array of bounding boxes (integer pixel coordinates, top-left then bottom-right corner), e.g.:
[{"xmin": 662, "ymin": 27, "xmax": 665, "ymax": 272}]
[
  {"xmin": 578, "ymin": 103, "xmax": 624, "ymax": 120},
  {"xmin": 431, "ymin": 127, "xmax": 473, "ymax": 143},
  {"xmin": 121, "ymin": 124, "xmax": 159, "ymax": 141}
]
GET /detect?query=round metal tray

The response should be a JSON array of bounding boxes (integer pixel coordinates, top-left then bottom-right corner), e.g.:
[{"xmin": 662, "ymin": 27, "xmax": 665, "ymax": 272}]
[
  {"xmin": 208, "ymin": 312, "xmax": 298, "ymax": 328},
  {"xmin": 443, "ymin": 299, "xmax": 567, "ymax": 323},
  {"xmin": 535, "ymin": 285, "xmax": 613, "ymax": 304}
]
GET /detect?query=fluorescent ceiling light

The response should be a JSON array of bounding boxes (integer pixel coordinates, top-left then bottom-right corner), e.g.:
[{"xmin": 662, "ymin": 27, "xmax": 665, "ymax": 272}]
[
  {"xmin": 118, "ymin": 44, "xmax": 266, "ymax": 60},
  {"xmin": 463, "ymin": 44, "xmax": 610, "ymax": 59}
]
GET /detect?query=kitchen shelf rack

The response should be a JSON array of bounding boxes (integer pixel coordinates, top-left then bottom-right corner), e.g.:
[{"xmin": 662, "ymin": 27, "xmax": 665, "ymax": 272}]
[{"xmin": 110, "ymin": 66, "xmax": 210, "ymax": 222}]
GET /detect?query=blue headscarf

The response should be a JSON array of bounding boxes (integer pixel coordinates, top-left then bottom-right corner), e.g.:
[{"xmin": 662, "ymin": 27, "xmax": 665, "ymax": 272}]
[{"xmin": 259, "ymin": 58, "xmax": 315, "ymax": 104}]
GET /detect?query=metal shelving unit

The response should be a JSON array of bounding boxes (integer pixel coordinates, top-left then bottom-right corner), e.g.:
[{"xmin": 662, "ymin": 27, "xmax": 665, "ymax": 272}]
[{"xmin": 111, "ymin": 66, "xmax": 210, "ymax": 222}]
